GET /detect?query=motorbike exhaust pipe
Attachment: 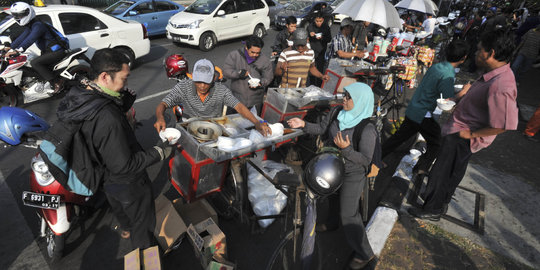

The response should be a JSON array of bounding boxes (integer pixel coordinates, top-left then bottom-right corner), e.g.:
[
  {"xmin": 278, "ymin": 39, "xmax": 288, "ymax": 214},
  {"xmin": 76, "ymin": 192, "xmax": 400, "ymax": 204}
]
[{"xmin": 39, "ymin": 215, "xmax": 46, "ymax": 237}]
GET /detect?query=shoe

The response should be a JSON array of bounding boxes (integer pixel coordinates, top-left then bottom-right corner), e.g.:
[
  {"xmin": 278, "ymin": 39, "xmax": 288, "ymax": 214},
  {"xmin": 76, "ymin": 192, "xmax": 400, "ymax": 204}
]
[
  {"xmin": 408, "ymin": 207, "xmax": 441, "ymax": 221},
  {"xmin": 349, "ymin": 255, "xmax": 375, "ymax": 270},
  {"xmin": 523, "ymin": 133, "xmax": 539, "ymax": 143}
]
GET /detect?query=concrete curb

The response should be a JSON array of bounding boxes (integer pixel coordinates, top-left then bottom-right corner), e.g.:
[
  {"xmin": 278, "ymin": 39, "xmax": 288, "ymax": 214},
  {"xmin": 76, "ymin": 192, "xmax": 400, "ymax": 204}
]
[{"xmin": 365, "ymin": 206, "xmax": 399, "ymax": 256}]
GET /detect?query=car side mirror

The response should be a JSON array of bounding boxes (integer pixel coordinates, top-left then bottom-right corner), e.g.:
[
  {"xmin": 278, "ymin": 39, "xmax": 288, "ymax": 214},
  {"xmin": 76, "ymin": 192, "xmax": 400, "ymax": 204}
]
[
  {"xmin": 217, "ymin": 10, "xmax": 225, "ymax": 16},
  {"xmin": 128, "ymin": 10, "xmax": 138, "ymax": 16}
]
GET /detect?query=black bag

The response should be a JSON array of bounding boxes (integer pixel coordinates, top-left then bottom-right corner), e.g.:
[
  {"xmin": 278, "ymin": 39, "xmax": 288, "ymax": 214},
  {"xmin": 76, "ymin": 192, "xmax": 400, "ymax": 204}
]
[
  {"xmin": 38, "ymin": 120, "xmax": 104, "ymax": 196},
  {"xmin": 39, "ymin": 19, "xmax": 70, "ymax": 52}
]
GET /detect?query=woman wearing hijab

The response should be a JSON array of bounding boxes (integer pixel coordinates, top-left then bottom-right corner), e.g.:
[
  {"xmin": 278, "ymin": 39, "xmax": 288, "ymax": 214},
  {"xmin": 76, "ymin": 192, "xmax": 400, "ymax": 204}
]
[{"xmin": 287, "ymin": 82, "xmax": 376, "ymax": 269}]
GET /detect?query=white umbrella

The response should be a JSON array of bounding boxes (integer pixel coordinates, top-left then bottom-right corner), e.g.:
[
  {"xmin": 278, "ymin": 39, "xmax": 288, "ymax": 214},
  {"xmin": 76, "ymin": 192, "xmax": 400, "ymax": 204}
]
[
  {"xmin": 333, "ymin": 0, "xmax": 403, "ymax": 30},
  {"xmin": 395, "ymin": 0, "xmax": 438, "ymax": 15}
]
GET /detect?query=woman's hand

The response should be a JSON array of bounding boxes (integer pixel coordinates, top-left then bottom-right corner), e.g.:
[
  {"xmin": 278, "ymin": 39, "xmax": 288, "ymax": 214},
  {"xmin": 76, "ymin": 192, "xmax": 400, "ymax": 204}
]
[
  {"xmin": 334, "ymin": 131, "xmax": 351, "ymax": 149},
  {"xmin": 287, "ymin": 117, "xmax": 305, "ymax": 128}
]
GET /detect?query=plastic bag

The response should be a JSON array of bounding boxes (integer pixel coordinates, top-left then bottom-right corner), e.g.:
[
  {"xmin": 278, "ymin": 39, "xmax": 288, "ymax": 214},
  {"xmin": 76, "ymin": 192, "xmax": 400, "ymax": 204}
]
[{"xmin": 247, "ymin": 160, "xmax": 292, "ymax": 228}]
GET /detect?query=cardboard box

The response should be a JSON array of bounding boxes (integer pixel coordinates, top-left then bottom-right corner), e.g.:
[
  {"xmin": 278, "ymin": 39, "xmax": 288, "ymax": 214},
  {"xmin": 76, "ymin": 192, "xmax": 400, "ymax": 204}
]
[
  {"xmin": 124, "ymin": 246, "xmax": 161, "ymax": 270},
  {"xmin": 174, "ymin": 198, "xmax": 218, "ymax": 226},
  {"xmin": 187, "ymin": 218, "xmax": 227, "ymax": 269},
  {"xmin": 154, "ymin": 195, "xmax": 187, "ymax": 254},
  {"xmin": 206, "ymin": 260, "xmax": 235, "ymax": 270}
]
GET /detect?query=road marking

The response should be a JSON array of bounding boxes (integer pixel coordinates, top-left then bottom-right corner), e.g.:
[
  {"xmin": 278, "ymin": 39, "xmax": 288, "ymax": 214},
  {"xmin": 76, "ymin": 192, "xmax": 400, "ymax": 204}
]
[
  {"xmin": 135, "ymin": 89, "xmax": 170, "ymax": 103},
  {"xmin": 151, "ymin": 43, "xmax": 176, "ymax": 48}
]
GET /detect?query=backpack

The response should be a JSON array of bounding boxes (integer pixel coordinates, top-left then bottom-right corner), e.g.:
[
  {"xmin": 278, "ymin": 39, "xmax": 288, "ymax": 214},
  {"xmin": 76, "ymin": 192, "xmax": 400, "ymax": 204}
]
[
  {"xmin": 38, "ymin": 120, "xmax": 104, "ymax": 196},
  {"xmin": 326, "ymin": 105, "xmax": 383, "ymax": 178},
  {"xmin": 39, "ymin": 19, "xmax": 70, "ymax": 52}
]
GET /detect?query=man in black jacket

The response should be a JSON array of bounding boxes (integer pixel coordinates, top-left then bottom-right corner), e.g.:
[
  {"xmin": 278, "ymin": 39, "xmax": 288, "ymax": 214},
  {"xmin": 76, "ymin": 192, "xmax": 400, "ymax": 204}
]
[{"xmin": 56, "ymin": 48, "xmax": 174, "ymax": 250}]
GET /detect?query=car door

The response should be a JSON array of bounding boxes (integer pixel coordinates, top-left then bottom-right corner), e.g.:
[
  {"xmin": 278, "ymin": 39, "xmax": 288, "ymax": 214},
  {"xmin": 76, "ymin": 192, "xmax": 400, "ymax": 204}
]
[
  {"xmin": 124, "ymin": 1, "xmax": 160, "ymax": 36},
  {"xmin": 154, "ymin": 1, "xmax": 182, "ymax": 35},
  {"xmin": 57, "ymin": 12, "xmax": 113, "ymax": 56},
  {"xmin": 232, "ymin": 0, "xmax": 254, "ymax": 37},
  {"xmin": 214, "ymin": 0, "xmax": 239, "ymax": 40},
  {"xmin": 265, "ymin": 0, "xmax": 280, "ymax": 22}
]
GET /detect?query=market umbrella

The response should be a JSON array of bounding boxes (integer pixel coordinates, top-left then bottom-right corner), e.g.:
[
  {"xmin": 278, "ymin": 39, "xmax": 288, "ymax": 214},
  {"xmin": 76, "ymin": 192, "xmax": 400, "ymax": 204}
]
[
  {"xmin": 395, "ymin": 0, "xmax": 438, "ymax": 15},
  {"xmin": 333, "ymin": 0, "xmax": 403, "ymax": 30}
]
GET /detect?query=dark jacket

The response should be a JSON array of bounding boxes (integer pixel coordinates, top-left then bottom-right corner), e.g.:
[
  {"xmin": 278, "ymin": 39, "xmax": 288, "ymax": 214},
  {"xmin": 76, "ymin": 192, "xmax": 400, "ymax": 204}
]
[
  {"xmin": 306, "ymin": 22, "xmax": 332, "ymax": 56},
  {"xmin": 303, "ymin": 109, "xmax": 376, "ymax": 175},
  {"xmin": 272, "ymin": 29, "xmax": 294, "ymax": 54},
  {"xmin": 56, "ymin": 82, "xmax": 160, "ymax": 184},
  {"xmin": 11, "ymin": 19, "xmax": 62, "ymax": 52},
  {"xmin": 222, "ymin": 48, "xmax": 273, "ymax": 108}
]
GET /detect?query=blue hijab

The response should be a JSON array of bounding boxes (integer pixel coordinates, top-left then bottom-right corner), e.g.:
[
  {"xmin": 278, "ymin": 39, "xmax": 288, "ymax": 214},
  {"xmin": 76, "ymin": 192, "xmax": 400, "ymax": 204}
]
[{"xmin": 337, "ymin": 83, "xmax": 374, "ymax": 130}]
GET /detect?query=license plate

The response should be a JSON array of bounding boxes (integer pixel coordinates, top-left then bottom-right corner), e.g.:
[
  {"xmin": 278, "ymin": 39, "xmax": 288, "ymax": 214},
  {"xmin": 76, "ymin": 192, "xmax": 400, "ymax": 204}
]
[{"xmin": 22, "ymin": 191, "xmax": 60, "ymax": 209}]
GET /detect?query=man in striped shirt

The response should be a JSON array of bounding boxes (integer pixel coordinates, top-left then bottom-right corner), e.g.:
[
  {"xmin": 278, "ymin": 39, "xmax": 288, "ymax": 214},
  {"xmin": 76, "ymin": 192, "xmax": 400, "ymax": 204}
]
[
  {"xmin": 325, "ymin": 18, "xmax": 367, "ymax": 61},
  {"xmin": 154, "ymin": 59, "xmax": 272, "ymax": 136},
  {"xmin": 275, "ymin": 28, "xmax": 329, "ymax": 88}
]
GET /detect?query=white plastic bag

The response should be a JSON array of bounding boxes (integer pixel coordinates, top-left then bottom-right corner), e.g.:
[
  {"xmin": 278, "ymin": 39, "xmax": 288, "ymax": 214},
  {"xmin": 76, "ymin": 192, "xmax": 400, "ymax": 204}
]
[{"xmin": 247, "ymin": 160, "xmax": 292, "ymax": 228}]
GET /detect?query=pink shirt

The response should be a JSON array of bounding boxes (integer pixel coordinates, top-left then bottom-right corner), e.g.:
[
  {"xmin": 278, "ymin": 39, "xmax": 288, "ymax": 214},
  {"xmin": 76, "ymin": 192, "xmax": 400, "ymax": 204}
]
[{"xmin": 444, "ymin": 64, "xmax": 518, "ymax": 153}]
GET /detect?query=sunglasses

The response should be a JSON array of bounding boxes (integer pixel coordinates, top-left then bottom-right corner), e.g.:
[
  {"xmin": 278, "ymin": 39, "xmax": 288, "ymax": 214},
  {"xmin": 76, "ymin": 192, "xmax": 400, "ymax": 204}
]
[{"xmin": 343, "ymin": 91, "xmax": 351, "ymax": 100}]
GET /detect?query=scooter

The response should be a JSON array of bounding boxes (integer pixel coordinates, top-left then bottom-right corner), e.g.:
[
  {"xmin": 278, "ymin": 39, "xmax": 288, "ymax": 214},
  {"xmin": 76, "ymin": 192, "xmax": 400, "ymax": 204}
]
[
  {"xmin": 0, "ymin": 44, "xmax": 91, "ymax": 107},
  {"xmin": 0, "ymin": 106, "xmax": 83, "ymax": 261}
]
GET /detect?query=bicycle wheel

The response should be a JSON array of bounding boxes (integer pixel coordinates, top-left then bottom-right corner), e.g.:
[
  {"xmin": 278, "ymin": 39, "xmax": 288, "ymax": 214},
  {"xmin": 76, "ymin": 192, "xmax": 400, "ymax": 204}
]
[{"xmin": 265, "ymin": 227, "xmax": 322, "ymax": 270}]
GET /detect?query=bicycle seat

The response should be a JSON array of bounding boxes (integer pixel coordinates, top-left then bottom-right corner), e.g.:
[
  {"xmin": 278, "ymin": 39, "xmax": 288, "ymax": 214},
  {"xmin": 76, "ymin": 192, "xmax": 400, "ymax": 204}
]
[{"xmin": 273, "ymin": 171, "xmax": 301, "ymax": 187}]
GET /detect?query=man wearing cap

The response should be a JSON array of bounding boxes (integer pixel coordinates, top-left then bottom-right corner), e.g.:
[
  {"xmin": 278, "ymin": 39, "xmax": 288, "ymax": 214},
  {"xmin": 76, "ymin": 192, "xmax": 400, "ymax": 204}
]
[
  {"xmin": 275, "ymin": 28, "xmax": 329, "ymax": 88},
  {"xmin": 154, "ymin": 59, "xmax": 272, "ymax": 136},
  {"xmin": 325, "ymin": 18, "xmax": 367, "ymax": 61}
]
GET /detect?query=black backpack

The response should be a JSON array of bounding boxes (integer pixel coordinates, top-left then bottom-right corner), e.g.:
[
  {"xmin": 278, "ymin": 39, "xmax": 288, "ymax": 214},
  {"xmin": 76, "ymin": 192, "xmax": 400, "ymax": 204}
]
[
  {"xmin": 38, "ymin": 120, "xmax": 104, "ymax": 196},
  {"xmin": 38, "ymin": 19, "xmax": 70, "ymax": 52},
  {"xmin": 326, "ymin": 105, "xmax": 383, "ymax": 177}
]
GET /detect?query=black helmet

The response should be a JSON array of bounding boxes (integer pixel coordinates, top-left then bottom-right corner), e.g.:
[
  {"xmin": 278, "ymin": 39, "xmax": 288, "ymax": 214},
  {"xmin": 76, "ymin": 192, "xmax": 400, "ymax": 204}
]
[{"xmin": 303, "ymin": 152, "xmax": 345, "ymax": 197}]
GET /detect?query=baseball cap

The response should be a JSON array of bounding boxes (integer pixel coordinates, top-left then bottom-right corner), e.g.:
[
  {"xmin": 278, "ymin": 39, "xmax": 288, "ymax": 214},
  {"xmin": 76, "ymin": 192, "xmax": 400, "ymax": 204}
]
[
  {"xmin": 293, "ymin": 28, "xmax": 308, "ymax": 46},
  {"xmin": 192, "ymin": 59, "xmax": 214, "ymax": 84}
]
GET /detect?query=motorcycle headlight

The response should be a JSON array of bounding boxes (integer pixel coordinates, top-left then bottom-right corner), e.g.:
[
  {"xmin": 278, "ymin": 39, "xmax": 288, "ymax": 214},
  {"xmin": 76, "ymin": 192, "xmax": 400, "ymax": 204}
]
[
  {"xmin": 188, "ymin": 19, "xmax": 203, "ymax": 29},
  {"xmin": 31, "ymin": 155, "xmax": 54, "ymax": 186}
]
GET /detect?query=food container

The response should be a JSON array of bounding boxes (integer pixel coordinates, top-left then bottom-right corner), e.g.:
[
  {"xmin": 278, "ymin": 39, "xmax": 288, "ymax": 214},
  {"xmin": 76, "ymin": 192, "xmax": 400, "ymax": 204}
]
[
  {"xmin": 159, "ymin": 128, "xmax": 181, "ymax": 144},
  {"xmin": 437, "ymin": 99, "xmax": 456, "ymax": 111}
]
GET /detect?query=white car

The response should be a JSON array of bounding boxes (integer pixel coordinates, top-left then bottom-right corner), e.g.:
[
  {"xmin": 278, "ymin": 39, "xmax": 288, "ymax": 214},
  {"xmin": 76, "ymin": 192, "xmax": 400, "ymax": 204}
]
[
  {"xmin": 166, "ymin": 0, "xmax": 270, "ymax": 51},
  {"xmin": 0, "ymin": 5, "xmax": 150, "ymax": 67}
]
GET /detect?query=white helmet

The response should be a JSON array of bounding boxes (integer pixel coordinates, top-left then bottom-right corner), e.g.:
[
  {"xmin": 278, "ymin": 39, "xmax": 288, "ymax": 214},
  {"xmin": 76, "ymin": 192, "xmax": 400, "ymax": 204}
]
[{"xmin": 10, "ymin": 2, "xmax": 36, "ymax": 26}]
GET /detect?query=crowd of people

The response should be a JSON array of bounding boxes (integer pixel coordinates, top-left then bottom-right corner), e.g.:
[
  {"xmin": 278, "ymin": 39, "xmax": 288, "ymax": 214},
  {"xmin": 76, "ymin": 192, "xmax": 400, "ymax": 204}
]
[{"xmin": 19, "ymin": 0, "xmax": 538, "ymax": 268}]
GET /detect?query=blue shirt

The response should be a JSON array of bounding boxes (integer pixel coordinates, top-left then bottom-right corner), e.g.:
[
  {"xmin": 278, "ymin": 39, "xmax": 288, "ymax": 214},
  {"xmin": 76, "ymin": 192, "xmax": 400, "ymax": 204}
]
[
  {"xmin": 405, "ymin": 62, "xmax": 455, "ymax": 124},
  {"xmin": 11, "ymin": 20, "xmax": 58, "ymax": 52}
]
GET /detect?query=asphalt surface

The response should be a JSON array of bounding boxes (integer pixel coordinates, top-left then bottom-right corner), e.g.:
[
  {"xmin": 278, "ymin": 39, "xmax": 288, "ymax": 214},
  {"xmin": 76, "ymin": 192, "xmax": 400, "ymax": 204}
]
[{"xmin": 1, "ymin": 20, "xmax": 540, "ymax": 270}]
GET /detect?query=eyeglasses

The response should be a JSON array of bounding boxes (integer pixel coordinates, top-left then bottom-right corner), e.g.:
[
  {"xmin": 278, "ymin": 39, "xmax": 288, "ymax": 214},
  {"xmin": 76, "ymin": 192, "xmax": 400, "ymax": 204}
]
[{"xmin": 343, "ymin": 91, "xmax": 351, "ymax": 100}]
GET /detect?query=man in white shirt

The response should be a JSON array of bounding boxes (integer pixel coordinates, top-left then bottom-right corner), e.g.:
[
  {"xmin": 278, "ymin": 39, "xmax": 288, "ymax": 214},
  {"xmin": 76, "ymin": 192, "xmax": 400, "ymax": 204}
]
[{"xmin": 422, "ymin": 14, "xmax": 437, "ymax": 36}]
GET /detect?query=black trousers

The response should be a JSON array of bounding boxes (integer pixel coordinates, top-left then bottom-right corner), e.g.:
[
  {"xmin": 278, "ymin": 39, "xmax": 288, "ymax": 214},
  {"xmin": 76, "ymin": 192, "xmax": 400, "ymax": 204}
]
[
  {"xmin": 104, "ymin": 178, "xmax": 156, "ymax": 249},
  {"xmin": 422, "ymin": 133, "xmax": 472, "ymax": 212},
  {"xmin": 382, "ymin": 116, "xmax": 442, "ymax": 173},
  {"xmin": 339, "ymin": 172, "xmax": 374, "ymax": 260},
  {"xmin": 31, "ymin": 50, "xmax": 67, "ymax": 82}
]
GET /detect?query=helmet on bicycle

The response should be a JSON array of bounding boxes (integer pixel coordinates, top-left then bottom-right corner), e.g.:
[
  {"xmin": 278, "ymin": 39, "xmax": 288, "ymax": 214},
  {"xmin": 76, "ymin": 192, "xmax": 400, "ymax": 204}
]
[
  {"xmin": 10, "ymin": 2, "xmax": 35, "ymax": 26},
  {"xmin": 303, "ymin": 151, "xmax": 345, "ymax": 197},
  {"xmin": 0, "ymin": 107, "xmax": 49, "ymax": 145},
  {"xmin": 164, "ymin": 54, "xmax": 188, "ymax": 78}
]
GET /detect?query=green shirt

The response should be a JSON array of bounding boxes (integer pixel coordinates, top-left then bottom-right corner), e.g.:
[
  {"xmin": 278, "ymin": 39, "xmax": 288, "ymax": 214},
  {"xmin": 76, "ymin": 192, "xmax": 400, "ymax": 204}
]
[{"xmin": 405, "ymin": 61, "xmax": 455, "ymax": 124}]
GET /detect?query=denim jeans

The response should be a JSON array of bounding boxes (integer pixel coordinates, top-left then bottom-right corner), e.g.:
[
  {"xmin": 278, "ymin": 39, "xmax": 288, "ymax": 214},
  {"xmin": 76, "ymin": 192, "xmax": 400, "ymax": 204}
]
[{"xmin": 511, "ymin": 53, "xmax": 534, "ymax": 82}]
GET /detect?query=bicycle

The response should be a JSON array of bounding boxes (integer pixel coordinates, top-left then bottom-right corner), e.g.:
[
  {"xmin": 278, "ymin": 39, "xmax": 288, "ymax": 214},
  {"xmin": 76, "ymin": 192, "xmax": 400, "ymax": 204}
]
[{"xmin": 260, "ymin": 163, "xmax": 323, "ymax": 270}]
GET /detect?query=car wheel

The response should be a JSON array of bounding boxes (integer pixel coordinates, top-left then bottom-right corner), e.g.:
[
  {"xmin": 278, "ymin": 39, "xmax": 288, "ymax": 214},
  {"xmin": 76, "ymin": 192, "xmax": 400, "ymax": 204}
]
[
  {"xmin": 199, "ymin": 32, "xmax": 216, "ymax": 52},
  {"xmin": 253, "ymin": 24, "xmax": 266, "ymax": 38},
  {"xmin": 115, "ymin": 47, "xmax": 136, "ymax": 68}
]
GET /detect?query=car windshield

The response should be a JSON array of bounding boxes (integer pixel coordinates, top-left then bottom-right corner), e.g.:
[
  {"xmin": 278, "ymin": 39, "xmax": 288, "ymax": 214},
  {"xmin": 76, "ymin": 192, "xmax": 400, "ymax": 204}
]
[
  {"xmin": 0, "ymin": 11, "xmax": 13, "ymax": 26},
  {"xmin": 185, "ymin": 0, "xmax": 221, "ymax": 15},
  {"xmin": 103, "ymin": 1, "xmax": 135, "ymax": 15},
  {"xmin": 284, "ymin": 1, "xmax": 311, "ymax": 12}
]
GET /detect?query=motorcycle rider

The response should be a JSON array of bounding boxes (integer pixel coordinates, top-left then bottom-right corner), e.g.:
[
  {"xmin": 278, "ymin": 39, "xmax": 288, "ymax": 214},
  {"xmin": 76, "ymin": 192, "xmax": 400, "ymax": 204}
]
[{"xmin": 4, "ymin": 2, "xmax": 69, "ymax": 91}]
